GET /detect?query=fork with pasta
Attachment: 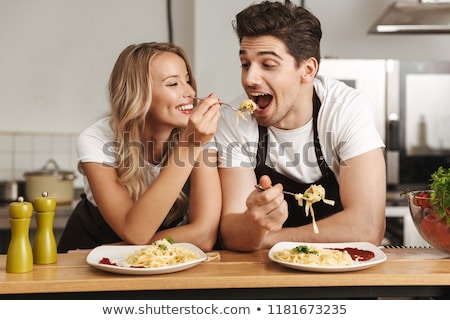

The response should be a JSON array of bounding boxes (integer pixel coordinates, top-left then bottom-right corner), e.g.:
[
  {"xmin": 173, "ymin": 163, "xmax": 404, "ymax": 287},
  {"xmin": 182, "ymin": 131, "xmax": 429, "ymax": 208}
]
[
  {"xmin": 193, "ymin": 97, "xmax": 237, "ymax": 110},
  {"xmin": 255, "ymin": 184, "xmax": 335, "ymax": 234},
  {"xmin": 193, "ymin": 97, "xmax": 259, "ymax": 126}
]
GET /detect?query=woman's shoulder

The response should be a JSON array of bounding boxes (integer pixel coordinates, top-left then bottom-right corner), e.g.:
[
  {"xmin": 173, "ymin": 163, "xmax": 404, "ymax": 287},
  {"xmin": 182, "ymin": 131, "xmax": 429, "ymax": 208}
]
[
  {"xmin": 78, "ymin": 116, "xmax": 114, "ymax": 143},
  {"xmin": 76, "ymin": 116, "xmax": 116, "ymax": 165}
]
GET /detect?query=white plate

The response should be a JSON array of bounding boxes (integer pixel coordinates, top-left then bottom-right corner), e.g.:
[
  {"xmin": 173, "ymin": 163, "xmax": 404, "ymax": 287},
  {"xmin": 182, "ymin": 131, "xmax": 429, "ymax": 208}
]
[
  {"xmin": 269, "ymin": 241, "xmax": 386, "ymax": 272},
  {"xmin": 86, "ymin": 243, "xmax": 207, "ymax": 275}
]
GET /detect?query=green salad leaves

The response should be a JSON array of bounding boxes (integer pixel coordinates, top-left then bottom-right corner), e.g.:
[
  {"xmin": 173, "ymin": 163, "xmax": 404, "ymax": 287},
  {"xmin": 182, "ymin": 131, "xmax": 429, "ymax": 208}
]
[{"xmin": 429, "ymin": 166, "xmax": 450, "ymax": 226}]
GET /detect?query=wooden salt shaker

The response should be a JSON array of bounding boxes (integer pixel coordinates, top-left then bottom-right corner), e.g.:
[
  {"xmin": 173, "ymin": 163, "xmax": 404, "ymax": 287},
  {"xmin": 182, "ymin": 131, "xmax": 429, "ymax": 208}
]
[
  {"xmin": 33, "ymin": 191, "xmax": 57, "ymax": 264},
  {"xmin": 6, "ymin": 196, "xmax": 34, "ymax": 273}
]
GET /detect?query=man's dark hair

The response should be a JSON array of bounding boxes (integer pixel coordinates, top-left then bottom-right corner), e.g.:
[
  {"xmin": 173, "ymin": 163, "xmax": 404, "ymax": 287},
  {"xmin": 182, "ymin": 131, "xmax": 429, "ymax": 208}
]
[{"xmin": 233, "ymin": 0, "xmax": 322, "ymax": 67}]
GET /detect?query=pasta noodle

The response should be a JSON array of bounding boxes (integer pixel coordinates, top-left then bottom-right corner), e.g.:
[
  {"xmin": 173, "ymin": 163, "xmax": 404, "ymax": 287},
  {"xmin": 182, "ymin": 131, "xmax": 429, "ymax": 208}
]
[
  {"xmin": 121, "ymin": 238, "xmax": 200, "ymax": 268},
  {"xmin": 273, "ymin": 245, "xmax": 353, "ymax": 266},
  {"xmin": 293, "ymin": 184, "xmax": 335, "ymax": 234},
  {"xmin": 236, "ymin": 99, "xmax": 257, "ymax": 126}
]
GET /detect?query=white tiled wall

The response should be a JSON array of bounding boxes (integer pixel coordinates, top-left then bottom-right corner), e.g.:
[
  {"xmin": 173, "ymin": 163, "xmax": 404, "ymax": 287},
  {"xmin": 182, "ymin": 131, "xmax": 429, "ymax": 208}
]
[{"xmin": 0, "ymin": 132, "xmax": 83, "ymax": 188}]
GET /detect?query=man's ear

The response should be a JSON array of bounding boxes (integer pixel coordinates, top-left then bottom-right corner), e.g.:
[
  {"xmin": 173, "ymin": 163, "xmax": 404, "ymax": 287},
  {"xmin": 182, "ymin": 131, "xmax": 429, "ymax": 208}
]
[{"xmin": 300, "ymin": 57, "xmax": 318, "ymax": 82}]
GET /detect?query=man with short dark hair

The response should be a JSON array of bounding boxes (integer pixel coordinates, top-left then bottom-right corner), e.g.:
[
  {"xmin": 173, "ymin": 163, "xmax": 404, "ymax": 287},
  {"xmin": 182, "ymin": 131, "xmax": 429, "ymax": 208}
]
[{"xmin": 216, "ymin": 0, "xmax": 386, "ymax": 252}]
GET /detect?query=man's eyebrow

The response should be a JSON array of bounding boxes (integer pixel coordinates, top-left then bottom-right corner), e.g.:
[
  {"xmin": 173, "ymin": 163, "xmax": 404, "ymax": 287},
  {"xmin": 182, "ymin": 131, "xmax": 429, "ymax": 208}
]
[{"xmin": 239, "ymin": 49, "xmax": 283, "ymax": 60}]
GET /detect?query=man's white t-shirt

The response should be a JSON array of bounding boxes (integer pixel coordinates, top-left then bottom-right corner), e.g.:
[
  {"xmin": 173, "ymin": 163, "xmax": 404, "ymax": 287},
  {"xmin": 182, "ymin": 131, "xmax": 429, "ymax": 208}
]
[{"xmin": 215, "ymin": 75, "xmax": 385, "ymax": 184}]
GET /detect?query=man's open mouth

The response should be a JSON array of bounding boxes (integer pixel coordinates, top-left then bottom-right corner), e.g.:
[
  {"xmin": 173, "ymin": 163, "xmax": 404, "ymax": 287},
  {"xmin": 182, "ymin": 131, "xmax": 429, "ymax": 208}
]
[{"xmin": 250, "ymin": 93, "xmax": 273, "ymax": 109}]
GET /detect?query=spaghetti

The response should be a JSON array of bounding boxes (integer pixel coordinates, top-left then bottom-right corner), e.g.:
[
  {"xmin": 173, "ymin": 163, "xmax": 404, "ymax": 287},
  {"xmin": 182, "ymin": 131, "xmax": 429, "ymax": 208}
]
[
  {"xmin": 294, "ymin": 184, "xmax": 335, "ymax": 234},
  {"xmin": 121, "ymin": 238, "xmax": 201, "ymax": 268},
  {"xmin": 236, "ymin": 99, "xmax": 257, "ymax": 126},
  {"xmin": 272, "ymin": 245, "xmax": 353, "ymax": 266}
]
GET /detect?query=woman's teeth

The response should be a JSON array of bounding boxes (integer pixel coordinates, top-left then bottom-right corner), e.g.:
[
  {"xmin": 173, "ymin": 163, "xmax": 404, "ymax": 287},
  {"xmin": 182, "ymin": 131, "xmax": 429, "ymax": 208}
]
[{"xmin": 176, "ymin": 104, "xmax": 193, "ymax": 111}]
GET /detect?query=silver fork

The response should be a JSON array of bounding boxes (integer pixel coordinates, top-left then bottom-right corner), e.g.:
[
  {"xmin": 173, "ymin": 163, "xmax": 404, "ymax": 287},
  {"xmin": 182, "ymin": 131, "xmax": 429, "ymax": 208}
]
[
  {"xmin": 193, "ymin": 97, "xmax": 238, "ymax": 111},
  {"xmin": 254, "ymin": 184, "xmax": 300, "ymax": 198}
]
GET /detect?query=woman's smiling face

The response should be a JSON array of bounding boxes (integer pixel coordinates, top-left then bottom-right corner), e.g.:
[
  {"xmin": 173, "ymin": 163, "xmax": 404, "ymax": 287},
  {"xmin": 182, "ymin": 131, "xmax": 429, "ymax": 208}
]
[{"xmin": 147, "ymin": 51, "xmax": 196, "ymax": 130}]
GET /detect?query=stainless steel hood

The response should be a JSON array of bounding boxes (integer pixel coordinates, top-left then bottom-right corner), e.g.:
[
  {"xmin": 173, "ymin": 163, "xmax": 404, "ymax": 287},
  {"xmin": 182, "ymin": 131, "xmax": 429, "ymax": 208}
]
[{"xmin": 369, "ymin": 1, "xmax": 450, "ymax": 34}]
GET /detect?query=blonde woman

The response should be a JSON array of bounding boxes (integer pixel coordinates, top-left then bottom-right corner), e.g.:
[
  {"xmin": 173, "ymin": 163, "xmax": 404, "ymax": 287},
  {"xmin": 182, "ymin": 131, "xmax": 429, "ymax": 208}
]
[{"xmin": 58, "ymin": 42, "xmax": 222, "ymax": 252}]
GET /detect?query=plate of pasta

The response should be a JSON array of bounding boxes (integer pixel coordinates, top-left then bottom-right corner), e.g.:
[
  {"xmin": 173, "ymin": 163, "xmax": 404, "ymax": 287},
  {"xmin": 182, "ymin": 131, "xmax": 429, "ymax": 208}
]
[
  {"xmin": 269, "ymin": 242, "xmax": 386, "ymax": 272},
  {"xmin": 86, "ymin": 240, "xmax": 207, "ymax": 275}
]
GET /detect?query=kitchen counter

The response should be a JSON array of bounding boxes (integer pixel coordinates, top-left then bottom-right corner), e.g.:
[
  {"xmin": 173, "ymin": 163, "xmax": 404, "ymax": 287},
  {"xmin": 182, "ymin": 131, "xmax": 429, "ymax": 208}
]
[{"xmin": 0, "ymin": 247, "xmax": 449, "ymax": 299}]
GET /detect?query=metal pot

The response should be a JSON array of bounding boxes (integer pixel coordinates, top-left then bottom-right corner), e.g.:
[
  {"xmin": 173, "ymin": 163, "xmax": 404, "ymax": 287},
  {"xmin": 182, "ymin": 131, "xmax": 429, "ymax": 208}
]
[
  {"xmin": 0, "ymin": 180, "xmax": 26, "ymax": 203},
  {"xmin": 24, "ymin": 159, "xmax": 75, "ymax": 205}
]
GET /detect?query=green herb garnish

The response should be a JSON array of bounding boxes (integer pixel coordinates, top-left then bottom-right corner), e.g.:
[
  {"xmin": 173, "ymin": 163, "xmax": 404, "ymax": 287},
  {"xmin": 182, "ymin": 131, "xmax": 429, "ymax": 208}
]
[
  {"xmin": 157, "ymin": 236, "xmax": 175, "ymax": 250},
  {"xmin": 429, "ymin": 166, "xmax": 450, "ymax": 226},
  {"xmin": 165, "ymin": 236, "xmax": 174, "ymax": 244},
  {"xmin": 292, "ymin": 245, "xmax": 318, "ymax": 255}
]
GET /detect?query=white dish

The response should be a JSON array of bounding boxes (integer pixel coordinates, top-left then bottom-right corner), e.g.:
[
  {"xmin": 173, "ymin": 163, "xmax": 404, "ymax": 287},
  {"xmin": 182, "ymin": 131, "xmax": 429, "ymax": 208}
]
[
  {"xmin": 86, "ymin": 243, "xmax": 206, "ymax": 275},
  {"xmin": 268, "ymin": 241, "xmax": 386, "ymax": 272}
]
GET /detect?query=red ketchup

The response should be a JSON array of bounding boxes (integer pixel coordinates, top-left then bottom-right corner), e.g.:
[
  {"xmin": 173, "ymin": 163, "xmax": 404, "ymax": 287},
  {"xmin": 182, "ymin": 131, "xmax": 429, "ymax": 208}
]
[
  {"xmin": 328, "ymin": 247, "xmax": 375, "ymax": 261},
  {"xmin": 99, "ymin": 257, "xmax": 144, "ymax": 268},
  {"xmin": 99, "ymin": 257, "xmax": 117, "ymax": 266}
]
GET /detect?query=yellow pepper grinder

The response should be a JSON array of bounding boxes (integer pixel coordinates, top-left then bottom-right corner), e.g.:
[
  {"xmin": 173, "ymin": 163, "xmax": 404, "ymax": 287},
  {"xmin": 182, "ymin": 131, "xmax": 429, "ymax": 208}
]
[
  {"xmin": 33, "ymin": 191, "xmax": 57, "ymax": 264},
  {"xmin": 6, "ymin": 196, "xmax": 34, "ymax": 273}
]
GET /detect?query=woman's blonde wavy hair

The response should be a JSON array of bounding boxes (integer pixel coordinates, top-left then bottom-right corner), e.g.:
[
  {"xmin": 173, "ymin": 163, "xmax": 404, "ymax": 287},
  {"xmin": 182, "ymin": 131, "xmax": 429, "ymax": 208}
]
[{"xmin": 108, "ymin": 42, "xmax": 197, "ymax": 227}]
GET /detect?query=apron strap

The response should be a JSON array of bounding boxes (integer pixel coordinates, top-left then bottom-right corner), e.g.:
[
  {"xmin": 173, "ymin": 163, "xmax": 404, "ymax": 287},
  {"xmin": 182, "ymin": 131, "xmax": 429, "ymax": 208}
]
[{"xmin": 312, "ymin": 91, "xmax": 332, "ymax": 177}]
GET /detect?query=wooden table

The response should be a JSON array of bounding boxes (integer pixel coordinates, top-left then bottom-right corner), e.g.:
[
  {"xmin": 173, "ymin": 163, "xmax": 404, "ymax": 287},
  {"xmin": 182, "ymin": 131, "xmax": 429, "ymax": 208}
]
[{"xmin": 0, "ymin": 247, "xmax": 449, "ymax": 299}]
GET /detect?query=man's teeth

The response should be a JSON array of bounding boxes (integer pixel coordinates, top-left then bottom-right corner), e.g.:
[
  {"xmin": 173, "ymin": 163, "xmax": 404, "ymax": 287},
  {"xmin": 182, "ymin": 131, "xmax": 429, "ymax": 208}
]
[
  {"xmin": 250, "ymin": 93, "xmax": 268, "ymax": 106},
  {"xmin": 177, "ymin": 104, "xmax": 193, "ymax": 111}
]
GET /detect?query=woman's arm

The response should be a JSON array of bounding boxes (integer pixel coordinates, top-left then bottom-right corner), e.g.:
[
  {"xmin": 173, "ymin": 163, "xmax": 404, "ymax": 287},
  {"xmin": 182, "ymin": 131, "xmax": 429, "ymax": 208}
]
[
  {"xmin": 150, "ymin": 149, "xmax": 222, "ymax": 251},
  {"xmin": 82, "ymin": 141, "xmax": 203, "ymax": 244},
  {"xmin": 84, "ymin": 98, "xmax": 221, "ymax": 247}
]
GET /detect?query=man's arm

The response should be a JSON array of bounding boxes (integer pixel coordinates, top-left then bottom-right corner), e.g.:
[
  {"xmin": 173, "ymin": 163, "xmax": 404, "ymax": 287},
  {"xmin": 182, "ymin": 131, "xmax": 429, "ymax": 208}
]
[
  {"xmin": 263, "ymin": 148, "xmax": 386, "ymax": 248},
  {"xmin": 218, "ymin": 167, "xmax": 288, "ymax": 251}
]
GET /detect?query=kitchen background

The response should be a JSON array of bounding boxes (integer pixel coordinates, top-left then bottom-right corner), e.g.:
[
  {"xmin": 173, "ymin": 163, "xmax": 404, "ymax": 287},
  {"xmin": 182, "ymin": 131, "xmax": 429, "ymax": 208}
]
[{"xmin": 1, "ymin": 0, "xmax": 449, "ymax": 249}]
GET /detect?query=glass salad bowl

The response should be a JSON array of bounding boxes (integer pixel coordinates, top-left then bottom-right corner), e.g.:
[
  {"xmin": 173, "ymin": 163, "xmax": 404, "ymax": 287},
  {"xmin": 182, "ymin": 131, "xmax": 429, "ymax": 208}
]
[{"xmin": 407, "ymin": 190, "xmax": 450, "ymax": 255}]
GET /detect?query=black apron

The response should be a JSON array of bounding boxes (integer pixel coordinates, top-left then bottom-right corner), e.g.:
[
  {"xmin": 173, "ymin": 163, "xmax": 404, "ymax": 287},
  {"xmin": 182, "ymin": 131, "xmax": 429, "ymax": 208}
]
[
  {"xmin": 57, "ymin": 193, "xmax": 122, "ymax": 253},
  {"xmin": 254, "ymin": 91, "xmax": 343, "ymax": 228},
  {"xmin": 57, "ymin": 188, "xmax": 187, "ymax": 253}
]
